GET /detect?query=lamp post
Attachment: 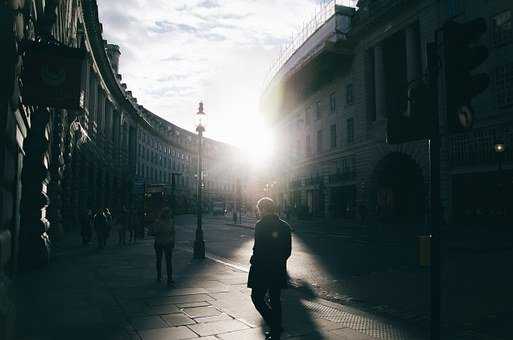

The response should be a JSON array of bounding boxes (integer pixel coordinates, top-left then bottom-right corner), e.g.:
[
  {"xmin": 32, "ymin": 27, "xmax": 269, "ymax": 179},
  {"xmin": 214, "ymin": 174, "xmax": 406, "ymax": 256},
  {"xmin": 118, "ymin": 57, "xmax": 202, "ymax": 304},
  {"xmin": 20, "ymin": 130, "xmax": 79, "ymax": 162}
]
[
  {"xmin": 193, "ymin": 102, "xmax": 206, "ymax": 259},
  {"xmin": 494, "ymin": 142, "xmax": 505, "ymax": 172}
]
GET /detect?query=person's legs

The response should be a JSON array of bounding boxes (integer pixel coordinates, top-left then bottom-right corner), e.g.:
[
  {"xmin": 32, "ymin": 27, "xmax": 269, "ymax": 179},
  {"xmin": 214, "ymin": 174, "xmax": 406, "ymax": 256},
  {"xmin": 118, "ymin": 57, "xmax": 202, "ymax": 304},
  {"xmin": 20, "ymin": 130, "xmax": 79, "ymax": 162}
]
[
  {"xmin": 269, "ymin": 288, "xmax": 283, "ymax": 338},
  {"xmin": 154, "ymin": 243, "xmax": 164, "ymax": 281},
  {"xmin": 164, "ymin": 244, "xmax": 174, "ymax": 284},
  {"xmin": 251, "ymin": 288, "xmax": 272, "ymax": 327},
  {"xmin": 130, "ymin": 227, "xmax": 136, "ymax": 243}
]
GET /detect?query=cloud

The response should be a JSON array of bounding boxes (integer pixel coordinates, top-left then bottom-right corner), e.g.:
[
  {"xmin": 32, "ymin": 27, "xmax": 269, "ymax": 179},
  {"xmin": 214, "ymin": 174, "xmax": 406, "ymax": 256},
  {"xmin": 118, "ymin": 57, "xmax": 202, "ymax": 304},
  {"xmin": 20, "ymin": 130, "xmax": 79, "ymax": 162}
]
[{"xmin": 97, "ymin": 0, "xmax": 322, "ymax": 143}]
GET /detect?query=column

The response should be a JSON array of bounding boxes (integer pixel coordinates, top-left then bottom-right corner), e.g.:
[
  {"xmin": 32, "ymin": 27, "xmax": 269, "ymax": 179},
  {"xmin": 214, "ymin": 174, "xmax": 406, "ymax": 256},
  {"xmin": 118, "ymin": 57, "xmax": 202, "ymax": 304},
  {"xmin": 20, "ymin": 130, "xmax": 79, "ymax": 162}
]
[
  {"xmin": 19, "ymin": 108, "xmax": 51, "ymax": 269},
  {"xmin": 374, "ymin": 43, "xmax": 386, "ymax": 119},
  {"xmin": 406, "ymin": 24, "xmax": 420, "ymax": 84}
]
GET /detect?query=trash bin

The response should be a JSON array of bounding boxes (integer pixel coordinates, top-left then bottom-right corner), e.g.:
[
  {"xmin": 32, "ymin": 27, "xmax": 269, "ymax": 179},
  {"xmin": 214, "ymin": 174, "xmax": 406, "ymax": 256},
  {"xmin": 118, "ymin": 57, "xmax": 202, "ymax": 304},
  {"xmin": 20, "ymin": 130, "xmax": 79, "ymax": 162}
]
[{"xmin": 418, "ymin": 235, "xmax": 431, "ymax": 266}]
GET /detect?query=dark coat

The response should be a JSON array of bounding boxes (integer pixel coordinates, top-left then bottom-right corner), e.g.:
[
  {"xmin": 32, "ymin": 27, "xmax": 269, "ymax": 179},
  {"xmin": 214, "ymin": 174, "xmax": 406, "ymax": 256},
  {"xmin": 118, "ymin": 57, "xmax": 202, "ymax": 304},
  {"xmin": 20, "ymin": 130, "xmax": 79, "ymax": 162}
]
[{"xmin": 247, "ymin": 214, "xmax": 292, "ymax": 289}]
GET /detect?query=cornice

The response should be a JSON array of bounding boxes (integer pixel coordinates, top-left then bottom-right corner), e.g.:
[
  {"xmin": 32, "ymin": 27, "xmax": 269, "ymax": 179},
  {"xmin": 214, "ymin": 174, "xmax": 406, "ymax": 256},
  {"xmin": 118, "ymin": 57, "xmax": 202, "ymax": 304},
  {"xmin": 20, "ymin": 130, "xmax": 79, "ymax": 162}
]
[{"xmin": 81, "ymin": 0, "xmax": 219, "ymax": 154}]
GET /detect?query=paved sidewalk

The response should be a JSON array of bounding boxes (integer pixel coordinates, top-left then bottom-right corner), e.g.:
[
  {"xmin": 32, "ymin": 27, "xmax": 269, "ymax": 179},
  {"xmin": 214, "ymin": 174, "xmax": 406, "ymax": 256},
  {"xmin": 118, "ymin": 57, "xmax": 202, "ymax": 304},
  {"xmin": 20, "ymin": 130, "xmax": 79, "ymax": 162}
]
[{"xmin": 13, "ymin": 234, "xmax": 425, "ymax": 340}]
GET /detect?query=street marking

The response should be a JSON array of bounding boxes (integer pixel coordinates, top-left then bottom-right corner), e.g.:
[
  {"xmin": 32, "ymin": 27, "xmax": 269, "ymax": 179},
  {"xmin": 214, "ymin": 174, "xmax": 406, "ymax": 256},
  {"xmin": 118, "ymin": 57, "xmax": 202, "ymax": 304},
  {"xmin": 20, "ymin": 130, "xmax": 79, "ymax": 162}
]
[{"xmin": 176, "ymin": 246, "xmax": 249, "ymax": 273}]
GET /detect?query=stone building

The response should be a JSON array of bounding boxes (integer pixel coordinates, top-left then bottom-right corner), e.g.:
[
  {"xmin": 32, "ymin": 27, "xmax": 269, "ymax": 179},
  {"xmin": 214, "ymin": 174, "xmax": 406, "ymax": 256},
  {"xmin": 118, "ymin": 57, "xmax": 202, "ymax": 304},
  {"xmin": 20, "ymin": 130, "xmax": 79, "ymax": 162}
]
[
  {"xmin": 262, "ymin": 0, "xmax": 512, "ymax": 225},
  {"xmin": 0, "ymin": 1, "xmax": 245, "ymax": 338}
]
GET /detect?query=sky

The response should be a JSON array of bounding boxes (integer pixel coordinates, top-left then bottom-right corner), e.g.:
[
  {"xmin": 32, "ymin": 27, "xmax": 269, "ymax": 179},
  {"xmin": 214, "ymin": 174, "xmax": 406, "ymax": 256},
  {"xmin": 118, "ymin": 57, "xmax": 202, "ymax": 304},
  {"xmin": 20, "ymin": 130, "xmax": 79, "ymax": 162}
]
[{"xmin": 96, "ymin": 0, "xmax": 323, "ymax": 155}]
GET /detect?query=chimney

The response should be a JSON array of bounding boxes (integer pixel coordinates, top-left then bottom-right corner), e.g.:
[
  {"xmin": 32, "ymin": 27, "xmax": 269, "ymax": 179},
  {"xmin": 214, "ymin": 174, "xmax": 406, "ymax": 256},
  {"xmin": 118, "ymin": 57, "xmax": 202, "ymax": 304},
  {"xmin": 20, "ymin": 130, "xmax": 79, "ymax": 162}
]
[{"xmin": 106, "ymin": 44, "xmax": 121, "ymax": 73}]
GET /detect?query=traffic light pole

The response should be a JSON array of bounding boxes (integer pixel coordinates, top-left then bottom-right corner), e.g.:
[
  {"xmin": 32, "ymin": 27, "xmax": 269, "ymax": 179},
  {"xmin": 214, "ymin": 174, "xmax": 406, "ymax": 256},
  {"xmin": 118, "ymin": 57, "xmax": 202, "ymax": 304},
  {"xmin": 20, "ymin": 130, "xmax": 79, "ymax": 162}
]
[{"xmin": 427, "ymin": 39, "xmax": 441, "ymax": 340}]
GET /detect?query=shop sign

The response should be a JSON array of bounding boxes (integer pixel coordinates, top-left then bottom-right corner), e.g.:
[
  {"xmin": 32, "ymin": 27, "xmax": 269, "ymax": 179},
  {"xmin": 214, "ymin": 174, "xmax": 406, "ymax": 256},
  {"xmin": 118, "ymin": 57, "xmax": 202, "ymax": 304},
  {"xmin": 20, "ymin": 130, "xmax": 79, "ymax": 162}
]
[{"xmin": 22, "ymin": 44, "xmax": 86, "ymax": 109}]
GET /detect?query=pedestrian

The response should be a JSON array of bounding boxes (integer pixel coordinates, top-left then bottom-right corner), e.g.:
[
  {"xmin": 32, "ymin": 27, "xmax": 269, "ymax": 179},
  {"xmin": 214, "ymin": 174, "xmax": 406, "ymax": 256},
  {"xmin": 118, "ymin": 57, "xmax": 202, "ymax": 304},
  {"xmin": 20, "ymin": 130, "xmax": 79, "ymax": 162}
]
[
  {"xmin": 248, "ymin": 197, "xmax": 292, "ymax": 340},
  {"xmin": 80, "ymin": 209, "xmax": 93, "ymax": 245},
  {"xmin": 128, "ymin": 210, "xmax": 137, "ymax": 243},
  {"xmin": 232, "ymin": 210, "xmax": 237, "ymax": 224},
  {"xmin": 153, "ymin": 207, "xmax": 175, "ymax": 287},
  {"xmin": 114, "ymin": 214, "xmax": 126, "ymax": 245},
  {"xmin": 93, "ymin": 208, "xmax": 108, "ymax": 249}
]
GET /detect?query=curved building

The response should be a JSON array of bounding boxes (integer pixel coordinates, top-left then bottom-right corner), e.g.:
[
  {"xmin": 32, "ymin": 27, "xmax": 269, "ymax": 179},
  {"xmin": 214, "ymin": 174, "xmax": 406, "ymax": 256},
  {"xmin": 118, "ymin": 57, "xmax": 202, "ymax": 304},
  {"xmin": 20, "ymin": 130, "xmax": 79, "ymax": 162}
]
[
  {"xmin": 0, "ymin": 1, "xmax": 244, "ymax": 337},
  {"xmin": 261, "ymin": 0, "xmax": 512, "ymax": 225}
]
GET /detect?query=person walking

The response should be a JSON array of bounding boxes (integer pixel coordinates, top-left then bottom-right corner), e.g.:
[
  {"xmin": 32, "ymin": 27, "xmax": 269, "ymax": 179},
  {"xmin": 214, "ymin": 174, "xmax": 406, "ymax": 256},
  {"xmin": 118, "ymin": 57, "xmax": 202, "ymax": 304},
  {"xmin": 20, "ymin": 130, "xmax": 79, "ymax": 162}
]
[
  {"xmin": 93, "ymin": 208, "xmax": 108, "ymax": 249},
  {"xmin": 153, "ymin": 207, "xmax": 175, "ymax": 287},
  {"xmin": 80, "ymin": 209, "xmax": 93, "ymax": 245},
  {"xmin": 248, "ymin": 197, "xmax": 292, "ymax": 340},
  {"xmin": 128, "ymin": 210, "xmax": 137, "ymax": 243}
]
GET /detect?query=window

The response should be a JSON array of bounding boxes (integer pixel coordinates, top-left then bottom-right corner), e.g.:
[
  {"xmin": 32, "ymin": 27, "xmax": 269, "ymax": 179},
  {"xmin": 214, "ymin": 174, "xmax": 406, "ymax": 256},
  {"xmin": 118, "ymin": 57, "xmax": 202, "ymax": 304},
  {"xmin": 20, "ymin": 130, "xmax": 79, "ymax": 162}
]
[
  {"xmin": 492, "ymin": 11, "xmax": 512, "ymax": 47},
  {"xmin": 315, "ymin": 101, "xmax": 321, "ymax": 120},
  {"xmin": 306, "ymin": 135, "xmax": 311, "ymax": 155},
  {"xmin": 329, "ymin": 93, "xmax": 336, "ymax": 114},
  {"xmin": 495, "ymin": 63, "xmax": 513, "ymax": 108},
  {"xmin": 305, "ymin": 106, "xmax": 312, "ymax": 126},
  {"xmin": 447, "ymin": 0, "xmax": 463, "ymax": 17},
  {"xmin": 317, "ymin": 129, "xmax": 323, "ymax": 153},
  {"xmin": 330, "ymin": 124, "xmax": 337, "ymax": 149},
  {"xmin": 346, "ymin": 84, "xmax": 353, "ymax": 105},
  {"xmin": 347, "ymin": 118, "xmax": 354, "ymax": 144}
]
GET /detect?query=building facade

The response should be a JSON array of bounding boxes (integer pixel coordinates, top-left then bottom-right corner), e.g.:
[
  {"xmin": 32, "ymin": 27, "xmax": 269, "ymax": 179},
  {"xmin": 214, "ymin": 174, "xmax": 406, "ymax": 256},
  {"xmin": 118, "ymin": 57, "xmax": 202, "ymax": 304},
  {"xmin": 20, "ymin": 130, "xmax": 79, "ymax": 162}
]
[
  {"xmin": 0, "ymin": 1, "xmax": 245, "ymax": 338},
  {"xmin": 262, "ymin": 0, "xmax": 512, "ymax": 226}
]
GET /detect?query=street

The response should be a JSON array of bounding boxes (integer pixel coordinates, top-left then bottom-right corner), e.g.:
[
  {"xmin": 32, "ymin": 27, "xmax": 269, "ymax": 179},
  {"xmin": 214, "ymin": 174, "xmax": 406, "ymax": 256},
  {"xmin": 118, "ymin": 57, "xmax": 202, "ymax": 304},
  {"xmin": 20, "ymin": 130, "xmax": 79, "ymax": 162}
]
[
  {"xmin": 175, "ymin": 214, "xmax": 512, "ymax": 339},
  {"xmin": 13, "ymin": 215, "xmax": 427, "ymax": 340}
]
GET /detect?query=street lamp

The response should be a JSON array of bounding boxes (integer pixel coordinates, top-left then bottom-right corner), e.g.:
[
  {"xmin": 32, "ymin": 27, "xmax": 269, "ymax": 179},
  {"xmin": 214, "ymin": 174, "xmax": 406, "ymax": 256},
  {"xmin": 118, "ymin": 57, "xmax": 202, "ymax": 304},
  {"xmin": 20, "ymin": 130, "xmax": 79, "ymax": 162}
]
[
  {"xmin": 494, "ymin": 142, "xmax": 505, "ymax": 172},
  {"xmin": 193, "ymin": 102, "xmax": 206, "ymax": 259}
]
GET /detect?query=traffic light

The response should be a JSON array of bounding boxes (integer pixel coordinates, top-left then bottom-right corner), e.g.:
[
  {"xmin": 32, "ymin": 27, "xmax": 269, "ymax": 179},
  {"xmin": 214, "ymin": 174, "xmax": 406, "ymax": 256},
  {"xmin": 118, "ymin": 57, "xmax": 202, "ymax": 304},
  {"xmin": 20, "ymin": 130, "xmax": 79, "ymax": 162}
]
[
  {"xmin": 386, "ymin": 80, "xmax": 433, "ymax": 144},
  {"xmin": 443, "ymin": 18, "xmax": 490, "ymax": 132}
]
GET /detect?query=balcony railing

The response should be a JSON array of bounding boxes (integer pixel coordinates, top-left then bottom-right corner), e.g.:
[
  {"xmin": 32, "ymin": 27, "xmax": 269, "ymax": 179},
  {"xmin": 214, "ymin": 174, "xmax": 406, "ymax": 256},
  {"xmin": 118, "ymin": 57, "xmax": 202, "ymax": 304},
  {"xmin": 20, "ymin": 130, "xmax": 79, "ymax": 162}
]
[
  {"xmin": 448, "ymin": 124, "xmax": 513, "ymax": 167},
  {"xmin": 263, "ymin": 0, "xmax": 357, "ymax": 89}
]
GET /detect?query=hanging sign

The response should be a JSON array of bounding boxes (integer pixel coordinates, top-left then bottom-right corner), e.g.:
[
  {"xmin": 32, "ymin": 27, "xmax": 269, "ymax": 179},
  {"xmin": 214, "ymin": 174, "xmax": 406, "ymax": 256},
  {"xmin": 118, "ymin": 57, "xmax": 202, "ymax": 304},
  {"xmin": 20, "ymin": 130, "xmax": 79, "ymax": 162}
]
[{"xmin": 22, "ymin": 44, "xmax": 86, "ymax": 109}]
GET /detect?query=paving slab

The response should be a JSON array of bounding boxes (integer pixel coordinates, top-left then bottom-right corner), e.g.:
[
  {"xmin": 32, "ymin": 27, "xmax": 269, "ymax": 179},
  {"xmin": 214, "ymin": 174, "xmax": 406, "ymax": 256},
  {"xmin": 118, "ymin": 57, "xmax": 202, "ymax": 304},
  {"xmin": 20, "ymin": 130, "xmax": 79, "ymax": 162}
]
[
  {"xmin": 217, "ymin": 327, "xmax": 266, "ymax": 340},
  {"xmin": 161, "ymin": 313, "xmax": 197, "ymax": 327},
  {"xmin": 159, "ymin": 288, "xmax": 209, "ymax": 296},
  {"xmin": 145, "ymin": 293, "xmax": 214, "ymax": 306},
  {"xmin": 187, "ymin": 319, "xmax": 250, "ymax": 337},
  {"xmin": 130, "ymin": 316, "xmax": 168, "ymax": 331},
  {"xmin": 177, "ymin": 301, "xmax": 212, "ymax": 308},
  {"xmin": 144, "ymin": 304, "xmax": 181, "ymax": 315},
  {"xmin": 194, "ymin": 313, "xmax": 234, "ymax": 324},
  {"xmin": 184, "ymin": 306, "xmax": 222, "ymax": 318},
  {"xmin": 139, "ymin": 326, "xmax": 199, "ymax": 340}
]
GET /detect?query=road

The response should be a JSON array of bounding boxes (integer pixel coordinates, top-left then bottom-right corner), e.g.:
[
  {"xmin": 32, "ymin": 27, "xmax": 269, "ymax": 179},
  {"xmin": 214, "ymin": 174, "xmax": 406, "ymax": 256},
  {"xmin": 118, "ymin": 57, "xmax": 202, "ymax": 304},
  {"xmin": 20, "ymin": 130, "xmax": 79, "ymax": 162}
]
[
  {"xmin": 174, "ymin": 214, "xmax": 429, "ymax": 329},
  {"xmin": 173, "ymin": 214, "xmax": 512, "ymax": 339}
]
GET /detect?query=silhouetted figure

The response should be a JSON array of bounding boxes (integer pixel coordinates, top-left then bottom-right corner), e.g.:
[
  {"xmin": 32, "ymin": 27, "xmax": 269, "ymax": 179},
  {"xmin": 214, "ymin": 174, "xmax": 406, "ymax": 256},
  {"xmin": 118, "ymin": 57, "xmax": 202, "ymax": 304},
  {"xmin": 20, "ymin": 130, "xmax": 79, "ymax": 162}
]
[
  {"xmin": 232, "ymin": 211, "xmax": 238, "ymax": 224},
  {"xmin": 127, "ymin": 209, "xmax": 137, "ymax": 243},
  {"xmin": 248, "ymin": 197, "xmax": 292, "ymax": 340},
  {"xmin": 80, "ymin": 209, "xmax": 93, "ymax": 245},
  {"xmin": 94, "ymin": 208, "xmax": 109, "ymax": 249},
  {"xmin": 153, "ymin": 207, "xmax": 175, "ymax": 287}
]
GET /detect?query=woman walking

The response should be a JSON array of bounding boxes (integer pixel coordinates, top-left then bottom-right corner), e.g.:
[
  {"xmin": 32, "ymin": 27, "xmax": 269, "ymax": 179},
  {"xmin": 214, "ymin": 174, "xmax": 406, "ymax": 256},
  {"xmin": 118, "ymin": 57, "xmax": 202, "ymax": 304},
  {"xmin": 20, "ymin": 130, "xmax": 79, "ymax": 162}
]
[{"xmin": 153, "ymin": 207, "xmax": 175, "ymax": 286}]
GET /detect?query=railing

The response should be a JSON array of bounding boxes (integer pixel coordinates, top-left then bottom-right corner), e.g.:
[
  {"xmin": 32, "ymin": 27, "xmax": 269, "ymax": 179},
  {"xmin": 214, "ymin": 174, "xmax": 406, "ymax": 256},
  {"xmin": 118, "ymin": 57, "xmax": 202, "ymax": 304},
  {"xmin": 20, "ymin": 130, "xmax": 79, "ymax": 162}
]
[
  {"xmin": 448, "ymin": 125, "xmax": 513, "ymax": 166},
  {"xmin": 262, "ymin": 0, "xmax": 358, "ymax": 89}
]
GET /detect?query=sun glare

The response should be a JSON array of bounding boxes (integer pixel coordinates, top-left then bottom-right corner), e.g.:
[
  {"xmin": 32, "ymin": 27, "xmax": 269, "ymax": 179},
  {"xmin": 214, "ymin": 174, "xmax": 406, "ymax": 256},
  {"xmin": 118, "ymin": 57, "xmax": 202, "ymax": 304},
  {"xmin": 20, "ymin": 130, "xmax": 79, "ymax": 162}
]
[
  {"xmin": 213, "ymin": 112, "xmax": 274, "ymax": 168},
  {"xmin": 236, "ymin": 117, "xmax": 275, "ymax": 167}
]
